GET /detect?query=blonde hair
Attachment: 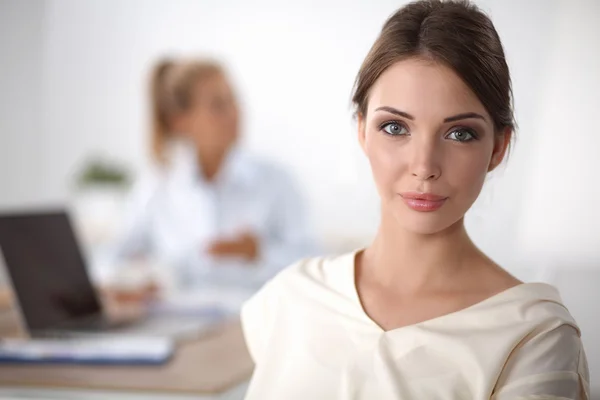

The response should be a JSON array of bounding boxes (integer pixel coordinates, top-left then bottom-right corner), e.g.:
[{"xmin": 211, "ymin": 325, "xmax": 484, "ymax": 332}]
[{"xmin": 150, "ymin": 58, "xmax": 223, "ymax": 162}]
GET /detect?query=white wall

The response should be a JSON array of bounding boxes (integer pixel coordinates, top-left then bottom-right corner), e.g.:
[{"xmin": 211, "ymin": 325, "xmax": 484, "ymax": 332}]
[
  {"xmin": 517, "ymin": 0, "xmax": 600, "ymax": 269},
  {"xmin": 0, "ymin": 0, "xmax": 45, "ymax": 207}
]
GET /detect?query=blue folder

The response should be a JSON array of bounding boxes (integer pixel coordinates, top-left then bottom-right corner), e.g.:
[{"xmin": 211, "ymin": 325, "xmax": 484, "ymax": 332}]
[{"xmin": 0, "ymin": 336, "xmax": 174, "ymax": 365}]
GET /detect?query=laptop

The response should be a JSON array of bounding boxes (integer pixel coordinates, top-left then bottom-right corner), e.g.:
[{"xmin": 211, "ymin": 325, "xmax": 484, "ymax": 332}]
[{"xmin": 0, "ymin": 209, "xmax": 226, "ymax": 341}]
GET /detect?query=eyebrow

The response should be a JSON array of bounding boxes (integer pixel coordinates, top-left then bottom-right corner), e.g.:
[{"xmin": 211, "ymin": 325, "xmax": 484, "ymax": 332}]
[
  {"xmin": 443, "ymin": 112, "xmax": 486, "ymax": 123},
  {"xmin": 375, "ymin": 106, "xmax": 415, "ymax": 120},
  {"xmin": 374, "ymin": 106, "xmax": 487, "ymax": 123}
]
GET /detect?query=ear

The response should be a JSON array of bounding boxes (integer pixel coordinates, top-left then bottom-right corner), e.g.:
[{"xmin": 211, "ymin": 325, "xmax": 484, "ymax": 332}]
[
  {"xmin": 357, "ymin": 112, "xmax": 367, "ymax": 153},
  {"xmin": 488, "ymin": 127, "xmax": 512, "ymax": 172}
]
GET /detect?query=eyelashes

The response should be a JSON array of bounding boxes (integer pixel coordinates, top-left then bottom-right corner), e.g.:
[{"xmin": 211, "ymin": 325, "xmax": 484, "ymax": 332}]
[
  {"xmin": 445, "ymin": 127, "xmax": 478, "ymax": 142},
  {"xmin": 379, "ymin": 121, "xmax": 409, "ymax": 136},
  {"xmin": 378, "ymin": 120, "xmax": 480, "ymax": 143}
]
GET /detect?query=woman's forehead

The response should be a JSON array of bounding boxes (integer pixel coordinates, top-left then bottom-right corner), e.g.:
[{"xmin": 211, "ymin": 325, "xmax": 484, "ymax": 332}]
[{"xmin": 367, "ymin": 59, "xmax": 489, "ymax": 121}]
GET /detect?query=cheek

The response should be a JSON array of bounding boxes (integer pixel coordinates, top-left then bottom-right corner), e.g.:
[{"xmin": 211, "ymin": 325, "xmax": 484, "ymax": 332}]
[
  {"xmin": 365, "ymin": 133, "xmax": 404, "ymax": 194},
  {"xmin": 190, "ymin": 110, "xmax": 208, "ymax": 130},
  {"xmin": 224, "ymin": 112, "xmax": 239, "ymax": 135},
  {"xmin": 447, "ymin": 146, "xmax": 492, "ymax": 202},
  {"xmin": 192, "ymin": 112, "xmax": 219, "ymax": 136}
]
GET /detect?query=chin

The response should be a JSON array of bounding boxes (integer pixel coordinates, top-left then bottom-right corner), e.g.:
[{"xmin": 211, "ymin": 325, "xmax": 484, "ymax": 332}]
[{"xmin": 390, "ymin": 207, "xmax": 465, "ymax": 236}]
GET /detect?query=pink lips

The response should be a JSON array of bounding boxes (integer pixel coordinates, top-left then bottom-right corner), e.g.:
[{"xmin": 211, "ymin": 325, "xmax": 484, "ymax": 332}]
[{"xmin": 400, "ymin": 192, "xmax": 448, "ymax": 212}]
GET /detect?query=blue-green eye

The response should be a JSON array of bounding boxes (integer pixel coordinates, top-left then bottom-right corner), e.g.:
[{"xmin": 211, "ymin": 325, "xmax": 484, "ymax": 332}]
[
  {"xmin": 381, "ymin": 122, "xmax": 408, "ymax": 136},
  {"xmin": 446, "ymin": 127, "xmax": 477, "ymax": 142}
]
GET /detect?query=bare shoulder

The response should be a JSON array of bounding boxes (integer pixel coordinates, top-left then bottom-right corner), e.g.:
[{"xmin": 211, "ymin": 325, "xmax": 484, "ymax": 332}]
[
  {"xmin": 468, "ymin": 255, "xmax": 523, "ymax": 298},
  {"xmin": 490, "ymin": 264, "xmax": 522, "ymax": 290}
]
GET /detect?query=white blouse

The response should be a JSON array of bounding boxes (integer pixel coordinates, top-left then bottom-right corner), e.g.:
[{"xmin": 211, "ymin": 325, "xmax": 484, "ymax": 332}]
[
  {"xmin": 111, "ymin": 143, "xmax": 315, "ymax": 288},
  {"xmin": 241, "ymin": 252, "xmax": 590, "ymax": 399}
]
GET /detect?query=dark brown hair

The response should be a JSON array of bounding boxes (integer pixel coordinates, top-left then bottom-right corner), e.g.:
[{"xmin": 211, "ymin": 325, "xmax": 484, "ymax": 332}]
[
  {"xmin": 352, "ymin": 0, "xmax": 515, "ymax": 133},
  {"xmin": 151, "ymin": 59, "xmax": 223, "ymax": 162}
]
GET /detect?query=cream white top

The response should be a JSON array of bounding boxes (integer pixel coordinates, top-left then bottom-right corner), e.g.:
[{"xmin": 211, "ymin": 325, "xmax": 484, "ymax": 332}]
[{"xmin": 241, "ymin": 252, "xmax": 590, "ymax": 399}]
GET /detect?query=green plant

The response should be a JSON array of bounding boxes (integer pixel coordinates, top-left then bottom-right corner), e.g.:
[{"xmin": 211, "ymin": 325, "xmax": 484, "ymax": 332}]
[{"xmin": 75, "ymin": 159, "xmax": 131, "ymax": 189}]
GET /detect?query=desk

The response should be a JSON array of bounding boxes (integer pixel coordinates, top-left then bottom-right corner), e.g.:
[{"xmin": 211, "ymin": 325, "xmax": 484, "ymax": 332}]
[
  {"xmin": 0, "ymin": 384, "xmax": 248, "ymax": 400},
  {"xmin": 0, "ymin": 288, "xmax": 254, "ymax": 398}
]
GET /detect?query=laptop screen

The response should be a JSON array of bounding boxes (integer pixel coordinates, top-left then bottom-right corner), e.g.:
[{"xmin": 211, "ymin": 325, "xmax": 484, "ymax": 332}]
[{"xmin": 0, "ymin": 210, "xmax": 102, "ymax": 331}]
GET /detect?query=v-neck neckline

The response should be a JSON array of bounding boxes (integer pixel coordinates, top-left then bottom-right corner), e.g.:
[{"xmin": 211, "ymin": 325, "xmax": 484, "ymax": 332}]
[{"xmin": 344, "ymin": 250, "xmax": 561, "ymax": 334}]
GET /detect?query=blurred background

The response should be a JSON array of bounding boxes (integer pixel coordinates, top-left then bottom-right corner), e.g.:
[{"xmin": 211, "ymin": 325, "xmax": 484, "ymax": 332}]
[{"xmin": 0, "ymin": 0, "xmax": 599, "ymax": 397}]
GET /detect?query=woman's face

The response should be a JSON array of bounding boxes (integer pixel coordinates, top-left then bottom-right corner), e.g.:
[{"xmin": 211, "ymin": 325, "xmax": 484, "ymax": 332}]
[
  {"xmin": 177, "ymin": 73, "xmax": 239, "ymax": 156},
  {"xmin": 358, "ymin": 58, "xmax": 509, "ymax": 235}
]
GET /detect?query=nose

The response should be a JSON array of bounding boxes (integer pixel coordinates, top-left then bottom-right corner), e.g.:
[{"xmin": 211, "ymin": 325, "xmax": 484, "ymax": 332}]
[{"xmin": 410, "ymin": 136, "xmax": 442, "ymax": 181}]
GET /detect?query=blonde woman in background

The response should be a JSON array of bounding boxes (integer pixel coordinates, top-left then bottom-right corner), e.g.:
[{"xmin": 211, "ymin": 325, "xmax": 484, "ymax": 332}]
[{"xmin": 113, "ymin": 59, "xmax": 315, "ymax": 290}]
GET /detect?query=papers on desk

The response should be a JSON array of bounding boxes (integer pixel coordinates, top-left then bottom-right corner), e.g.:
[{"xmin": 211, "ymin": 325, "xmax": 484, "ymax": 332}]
[{"xmin": 0, "ymin": 337, "xmax": 174, "ymax": 365}]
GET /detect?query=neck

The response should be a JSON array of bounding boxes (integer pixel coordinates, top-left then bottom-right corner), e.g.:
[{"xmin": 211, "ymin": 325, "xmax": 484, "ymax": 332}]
[
  {"xmin": 363, "ymin": 206, "xmax": 481, "ymax": 294},
  {"xmin": 197, "ymin": 148, "xmax": 228, "ymax": 182}
]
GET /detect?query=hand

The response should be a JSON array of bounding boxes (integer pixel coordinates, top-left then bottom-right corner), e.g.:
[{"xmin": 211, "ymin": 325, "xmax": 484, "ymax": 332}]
[
  {"xmin": 102, "ymin": 282, "xmax": 159, "ymax": 303},
  {"xmin": 207, "ymin": 232, "xmax": 260, "ymax": 262},
  {"xmin": 98, "ymin": 282, "xmax": 158, "ymax": 324}
]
